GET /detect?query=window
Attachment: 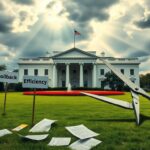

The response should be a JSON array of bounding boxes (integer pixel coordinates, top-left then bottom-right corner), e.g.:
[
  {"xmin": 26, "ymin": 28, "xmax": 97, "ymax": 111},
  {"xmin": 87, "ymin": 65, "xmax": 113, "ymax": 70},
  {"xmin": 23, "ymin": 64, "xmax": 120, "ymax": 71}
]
[
  {"xmin": 120, "ymin": 69, "xmax": 124, "ymax": 74},
  {"xmin": 130, "ymin": 69, "xmax": 134, "ymax": 75},
  {"xmin": 24, "ymin": 69, "xmax": 28, "ymax": 75},
  {"xmin": 100, "ymin": 69, "xmax": 104, "ymax": 75},
  {"xmin": 34, "ymin": 69, "xmax": 38, "ymax": 76},
  {"xmin": 45, "ymin": 69, "xmax": 48, "ymax": 75}
]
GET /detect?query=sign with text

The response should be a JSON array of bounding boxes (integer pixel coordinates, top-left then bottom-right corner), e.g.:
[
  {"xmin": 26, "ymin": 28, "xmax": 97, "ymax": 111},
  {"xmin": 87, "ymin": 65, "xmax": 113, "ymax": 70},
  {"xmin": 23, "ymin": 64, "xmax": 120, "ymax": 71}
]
[
  {"xmin": 23, "ymin": 76, "xmax": 48, "ymax": 89},
  {"xmin": 0, "ymin": 71, "xmax": 18, "ymax": 83}
]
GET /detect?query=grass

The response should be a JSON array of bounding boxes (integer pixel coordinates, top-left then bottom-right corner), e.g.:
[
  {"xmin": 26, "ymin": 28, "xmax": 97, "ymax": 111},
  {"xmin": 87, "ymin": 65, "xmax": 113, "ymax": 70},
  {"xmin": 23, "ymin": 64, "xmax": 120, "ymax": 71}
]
[{"xmin": 0, "ymin": 92, "xmax": 150, "ymax": 150}]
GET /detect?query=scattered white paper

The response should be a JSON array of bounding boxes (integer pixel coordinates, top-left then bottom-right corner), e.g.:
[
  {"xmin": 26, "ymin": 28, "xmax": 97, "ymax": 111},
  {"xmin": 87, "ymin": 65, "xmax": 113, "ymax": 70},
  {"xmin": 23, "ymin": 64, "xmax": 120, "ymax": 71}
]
[
  {"xmin": 12, "ymin": 124, "xmax": 28, "ymax": 131},
  {"xmin": 66, "ymin": 124, "xmax": 99, "ymax": 139},
  {"xmin": 19, "ymin": 134, "xmax": 49, "ymax": 141},
  {"xmin": 29, "ymin": 118, "xmax": 56, "ymax": 133},
  {"xmin": 48, "ymin": 137, "xmax": 71, "ymax": 146},
  {"xmin": 69, "ymin": 138, "xmax": 102, "ymax": 150},
  {"xmin": 0, "ymin": 129, "xmax": 12, "ymax": 137}
]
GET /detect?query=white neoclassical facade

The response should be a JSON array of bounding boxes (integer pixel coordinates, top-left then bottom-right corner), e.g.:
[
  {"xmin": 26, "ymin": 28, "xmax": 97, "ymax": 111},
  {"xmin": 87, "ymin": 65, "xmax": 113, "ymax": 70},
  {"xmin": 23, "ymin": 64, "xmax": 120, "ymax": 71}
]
[{"xmin": 18, "ymin": 48, "xmax": 140, "ymax": 88}]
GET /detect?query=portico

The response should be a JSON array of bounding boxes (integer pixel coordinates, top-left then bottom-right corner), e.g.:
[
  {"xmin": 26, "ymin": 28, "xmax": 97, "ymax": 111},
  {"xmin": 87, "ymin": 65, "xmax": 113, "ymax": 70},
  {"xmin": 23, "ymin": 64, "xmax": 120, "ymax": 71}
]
[
  {"xmin": 51, "ymin": 48, "xmax": 98, "ymax": 88},
  {"xmin": 53, "ymin": 63, "xmax": 95, "ymax": 88}
]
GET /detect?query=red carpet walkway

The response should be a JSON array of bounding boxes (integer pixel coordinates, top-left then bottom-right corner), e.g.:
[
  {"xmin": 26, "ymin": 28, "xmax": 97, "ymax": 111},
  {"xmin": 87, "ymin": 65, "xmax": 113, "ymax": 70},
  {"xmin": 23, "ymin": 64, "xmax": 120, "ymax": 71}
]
[{"xmin": 23, "ymin": 90, "xmax": 124, "ymax": 96}]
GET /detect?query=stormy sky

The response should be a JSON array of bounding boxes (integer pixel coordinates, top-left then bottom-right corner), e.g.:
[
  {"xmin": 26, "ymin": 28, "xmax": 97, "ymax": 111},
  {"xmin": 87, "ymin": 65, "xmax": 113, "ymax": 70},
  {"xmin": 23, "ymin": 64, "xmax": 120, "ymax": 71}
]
[{"xmin": 0, "ymin": 0, "xmax": 150, "ymax": 74}]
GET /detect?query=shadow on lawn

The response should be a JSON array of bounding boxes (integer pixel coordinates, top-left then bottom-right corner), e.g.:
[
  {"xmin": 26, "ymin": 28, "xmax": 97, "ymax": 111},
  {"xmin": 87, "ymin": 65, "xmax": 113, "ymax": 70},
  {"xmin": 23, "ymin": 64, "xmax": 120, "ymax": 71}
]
[
  {"xmin": 140, "ymin": 114, "xmax": 150, "ymax": 125},
  {"xmin": 87, "ymin": 118, "xmax": 135, "ymax": 123},
  {"xmin": 87, "ymin": 114, "xmax": 150, "ymax": 125}
]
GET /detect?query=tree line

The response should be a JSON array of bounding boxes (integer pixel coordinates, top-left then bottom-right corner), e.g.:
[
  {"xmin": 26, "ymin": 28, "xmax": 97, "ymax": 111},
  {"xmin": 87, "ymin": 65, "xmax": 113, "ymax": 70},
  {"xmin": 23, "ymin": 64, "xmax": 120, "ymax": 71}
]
[{"xmin": 140, "ymin": 73, "xmax": 150, "ymax": 91}]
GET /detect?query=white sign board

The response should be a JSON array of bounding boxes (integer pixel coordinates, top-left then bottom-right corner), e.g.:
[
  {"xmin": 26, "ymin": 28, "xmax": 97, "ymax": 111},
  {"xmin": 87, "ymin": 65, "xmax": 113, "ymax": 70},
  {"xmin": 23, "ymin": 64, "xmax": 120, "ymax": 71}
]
[
  {"xmin": 23, "ymin": 76, "xmax": 48, "ymax": 89},
  {"xmin": 0, "ymin": 71, "xmax": 18, "ymax": 83}
]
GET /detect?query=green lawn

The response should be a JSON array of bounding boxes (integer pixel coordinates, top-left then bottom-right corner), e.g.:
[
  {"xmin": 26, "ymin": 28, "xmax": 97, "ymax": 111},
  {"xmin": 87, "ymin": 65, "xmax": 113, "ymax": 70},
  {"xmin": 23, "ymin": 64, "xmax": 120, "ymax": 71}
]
[{"xmin": 0, "ymin": 92, "xmax": 150, "ymax": 150}]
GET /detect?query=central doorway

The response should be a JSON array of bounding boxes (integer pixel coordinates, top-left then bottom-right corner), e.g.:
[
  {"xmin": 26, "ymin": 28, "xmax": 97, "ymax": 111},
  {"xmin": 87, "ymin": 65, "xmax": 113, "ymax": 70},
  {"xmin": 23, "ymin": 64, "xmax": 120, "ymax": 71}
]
[{"xmin": 70, "ymin": 64, "xmax": 79, "ymax": 88}]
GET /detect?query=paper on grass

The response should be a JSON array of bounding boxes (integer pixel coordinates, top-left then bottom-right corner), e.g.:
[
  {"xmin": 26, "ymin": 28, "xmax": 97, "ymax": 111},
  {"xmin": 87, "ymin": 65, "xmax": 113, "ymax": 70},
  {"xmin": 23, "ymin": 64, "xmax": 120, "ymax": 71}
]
[
  {"xmin": 66, "ymin": 124, "xmax": 99, "ymax": 139},
  {"xmin": 48, "ymin": 137, "xmax": 71, "ymax": 146},
  {"xmin": 12, "ymin": 124, "xmax": 28, "ymax": 131},
  {"xmin": 0, "ymin": 129, "xmax": 12, "ymax": 137},
  {"xmin": 29, "ymin": 118, "xmax": 56, "ymax": 133},
  {"xmin": 19, "ymin": 134, "xmax": 49, "ymax": 141},
  {"xmin": 69, "ymin": 138, "xmax": 102, "ymax": 150}
]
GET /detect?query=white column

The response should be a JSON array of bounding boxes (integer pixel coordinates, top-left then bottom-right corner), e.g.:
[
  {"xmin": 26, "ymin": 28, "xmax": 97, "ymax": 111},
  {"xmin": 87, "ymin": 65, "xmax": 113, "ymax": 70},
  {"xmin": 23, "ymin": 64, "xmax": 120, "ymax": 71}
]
[
  {"xmin": 80, "ymin": 63, "xmax": 84, "ymax": 87},
  {"xmin": 66, "ymin": 63, "xmax": 70, "ymax": 87},
  {"xmin": 55, "ymin": 65, "xmax": 57, "ymax": 87},
  {"xmin": 52, "ymin": 63, "xmax": 57, "ymax": 87},
  {"xmin": 52, "ymin": 64, "xmax": 56, "ymax": 87},
  {"xmin": 92, "ymin": 63, "xmax": 97, "ymax": 87}
]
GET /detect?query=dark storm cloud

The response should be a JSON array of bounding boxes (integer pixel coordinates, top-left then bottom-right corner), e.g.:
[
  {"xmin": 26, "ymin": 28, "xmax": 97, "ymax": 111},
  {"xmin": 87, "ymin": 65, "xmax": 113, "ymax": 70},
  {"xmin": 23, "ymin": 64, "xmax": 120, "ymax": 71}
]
[
  {"xmin": 139, "ymin": 56, "xmax": 149, "ymax": 62},
  {"xmin": 12, "ymin": 0, "xmax": 34, "ymax": 5},
  {"xmin": 0, "ymin": 14, "xmax": 14, "ymax": 33},
  {"xmin": 60, "ymin": 0, "xmax": 119, "ymax": 40},
  {"xmin": 64, "ymin": 0, "xmax": 119, "ymax": 22},
  {"xmin": 129, "ymin": 51, "xmax": 150, "ymax": 58},
  {"xmin": 135, "ymin": 16, "xmax": 150, "ymax": 29}
]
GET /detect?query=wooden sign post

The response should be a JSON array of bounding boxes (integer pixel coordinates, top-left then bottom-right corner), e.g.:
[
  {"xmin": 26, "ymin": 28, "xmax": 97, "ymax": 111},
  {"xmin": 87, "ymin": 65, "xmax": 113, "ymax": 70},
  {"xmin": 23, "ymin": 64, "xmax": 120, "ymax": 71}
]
[
  {"xmin": 2, "ymin": 82, "xmax": 8, "ymax": 115},
  {"xmin": 31, "ymin": 88, "xmax": 36, "ymax": 126},
  {"xmin": 0, "ymin": 71, "xmax": 18, "ymax": 116},
  {"xmin": 22, "ymin": 75, "xmax": 48, "ymax": 126}
]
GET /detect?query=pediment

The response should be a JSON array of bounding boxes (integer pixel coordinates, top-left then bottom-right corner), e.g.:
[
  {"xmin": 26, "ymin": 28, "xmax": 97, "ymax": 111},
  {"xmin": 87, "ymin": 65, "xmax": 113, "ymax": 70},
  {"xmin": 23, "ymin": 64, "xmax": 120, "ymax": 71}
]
[{"xmin": 52, "ymin": 48, "xmax": 97, "ymax": 59}]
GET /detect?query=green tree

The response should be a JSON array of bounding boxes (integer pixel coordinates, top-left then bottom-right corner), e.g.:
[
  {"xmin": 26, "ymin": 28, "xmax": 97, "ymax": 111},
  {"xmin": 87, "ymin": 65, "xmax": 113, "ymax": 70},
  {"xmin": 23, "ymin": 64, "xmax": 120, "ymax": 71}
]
[
  {"xmin": 104, "ymin": 71, "xmax": 125, "ymax": 91},
  {"xmin": 140, "ymin": 73, "xmax": 150, "ymax": 91}
]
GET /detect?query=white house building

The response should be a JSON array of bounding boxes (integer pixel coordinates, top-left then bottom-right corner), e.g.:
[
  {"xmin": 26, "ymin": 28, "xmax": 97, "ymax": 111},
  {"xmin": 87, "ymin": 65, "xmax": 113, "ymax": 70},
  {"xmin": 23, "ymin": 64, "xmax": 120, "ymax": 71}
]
[{"xmin": 18, "ymin": 48, "xmax": 140, "ymax": 88}]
